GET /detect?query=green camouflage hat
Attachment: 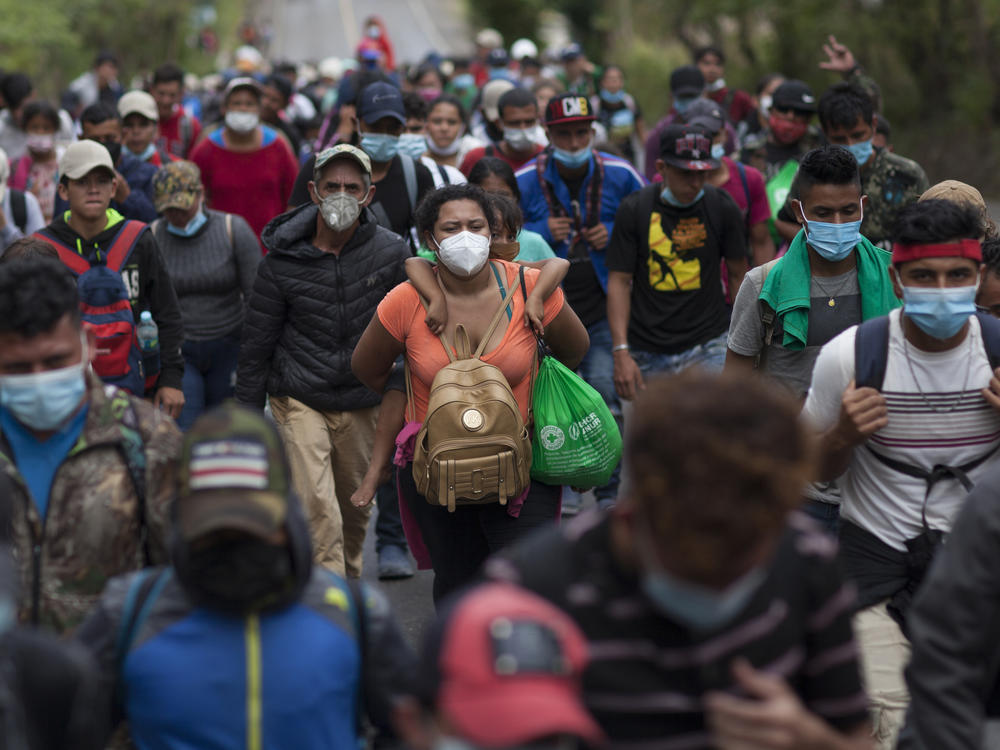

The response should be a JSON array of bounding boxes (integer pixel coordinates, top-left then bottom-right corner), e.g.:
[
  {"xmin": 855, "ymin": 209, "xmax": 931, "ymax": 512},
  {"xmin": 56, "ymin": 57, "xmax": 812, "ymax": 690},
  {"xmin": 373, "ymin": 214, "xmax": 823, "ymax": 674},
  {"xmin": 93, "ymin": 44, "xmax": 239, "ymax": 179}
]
[
  {"xmin": 176, "ymin": 401, "xmax": 290, "ymax": 541},
  {"xmin": 152, "ymin": 160, "xmax": 203, "ymax": 214}
]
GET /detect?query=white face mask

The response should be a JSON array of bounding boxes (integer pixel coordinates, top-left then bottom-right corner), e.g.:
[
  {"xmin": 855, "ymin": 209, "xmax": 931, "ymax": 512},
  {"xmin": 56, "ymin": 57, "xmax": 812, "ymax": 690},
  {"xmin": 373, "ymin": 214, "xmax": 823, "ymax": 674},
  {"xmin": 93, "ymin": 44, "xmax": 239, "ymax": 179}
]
[
  {"xmin": 320, "ymin": 192, "xmax": 362, "ymax": 231},
  {"xmin": 434, "ymin": 230, "xmax": 491, "ymax": 277},
  {"xmin": 225, "ymin": 110, "xmax": 259, "ymax": 133}
]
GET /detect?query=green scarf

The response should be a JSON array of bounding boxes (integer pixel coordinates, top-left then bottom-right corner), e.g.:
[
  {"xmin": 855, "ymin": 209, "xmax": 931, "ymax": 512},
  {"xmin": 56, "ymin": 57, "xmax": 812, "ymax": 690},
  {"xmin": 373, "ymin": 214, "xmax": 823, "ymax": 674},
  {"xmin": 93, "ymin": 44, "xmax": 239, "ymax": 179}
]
[{"xmin": 759, "ymin": 230, "xmax": 900, "ymax": 350}]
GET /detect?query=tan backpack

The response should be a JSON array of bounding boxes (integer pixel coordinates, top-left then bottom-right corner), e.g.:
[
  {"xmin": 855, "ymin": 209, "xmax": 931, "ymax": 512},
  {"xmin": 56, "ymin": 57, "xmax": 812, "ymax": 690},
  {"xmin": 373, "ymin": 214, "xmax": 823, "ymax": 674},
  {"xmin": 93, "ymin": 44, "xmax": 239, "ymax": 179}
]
[{"xmin": 409, "ymin": 272, "xmax": 533, "ymax": 512}]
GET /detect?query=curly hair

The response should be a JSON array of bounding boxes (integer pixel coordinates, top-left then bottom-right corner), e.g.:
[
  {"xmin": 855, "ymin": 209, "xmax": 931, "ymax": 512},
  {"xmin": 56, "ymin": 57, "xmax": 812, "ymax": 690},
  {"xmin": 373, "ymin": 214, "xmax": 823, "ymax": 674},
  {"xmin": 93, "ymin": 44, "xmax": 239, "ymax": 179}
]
[
  {"xmin": 0, "ymin": 256, "xmax": 80, "ymax": 337},
  {"xmin": 415, "ymin": 184, "xmax": 497, "ymax": 241},
  {"xmin": 626, "ymin": 370, "xmax": 813, "ymax": 580}
]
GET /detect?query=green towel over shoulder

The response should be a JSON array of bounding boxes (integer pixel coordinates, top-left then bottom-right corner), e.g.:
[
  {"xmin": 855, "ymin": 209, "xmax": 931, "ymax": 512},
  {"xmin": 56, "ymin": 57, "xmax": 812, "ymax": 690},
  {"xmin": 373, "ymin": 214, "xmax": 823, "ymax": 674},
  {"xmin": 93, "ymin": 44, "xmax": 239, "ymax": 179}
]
[{"xmin": 759, "ymin": 229, "xmax": 901, "ymax": 350}]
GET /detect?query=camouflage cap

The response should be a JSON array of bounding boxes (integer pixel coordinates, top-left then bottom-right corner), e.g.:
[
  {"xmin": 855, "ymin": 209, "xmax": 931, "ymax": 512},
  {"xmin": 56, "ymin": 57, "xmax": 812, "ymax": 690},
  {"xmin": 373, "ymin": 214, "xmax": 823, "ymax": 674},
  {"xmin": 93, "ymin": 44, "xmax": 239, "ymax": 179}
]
[
  {"xmin": 152, "ymin": 160, "xmax": 203, "ymax": 213},
  {"xmin": 175, "ymin": 401, "xmax": 290, "ymax": 542}
]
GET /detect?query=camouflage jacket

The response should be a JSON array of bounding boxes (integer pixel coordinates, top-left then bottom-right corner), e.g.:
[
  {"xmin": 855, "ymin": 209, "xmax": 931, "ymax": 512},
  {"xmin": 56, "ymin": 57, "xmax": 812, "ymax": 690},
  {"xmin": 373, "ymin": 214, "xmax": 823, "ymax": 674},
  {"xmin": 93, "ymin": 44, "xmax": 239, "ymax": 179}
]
[
  {"xmin": 0, "ymin": 373, "xmax": 181, "ymax": 633},
  {"xmin": 861, "ymin": 147, "xmax": 929, "ymax": 247}
]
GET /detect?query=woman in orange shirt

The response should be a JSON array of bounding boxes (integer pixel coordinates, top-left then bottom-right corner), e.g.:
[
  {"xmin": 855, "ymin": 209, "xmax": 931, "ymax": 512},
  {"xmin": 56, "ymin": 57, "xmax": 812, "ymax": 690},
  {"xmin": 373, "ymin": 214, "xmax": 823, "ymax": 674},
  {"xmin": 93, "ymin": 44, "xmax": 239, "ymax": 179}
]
[{"xmin": 353, "ymin": 184, "xmax": 589, "ymax": 601}]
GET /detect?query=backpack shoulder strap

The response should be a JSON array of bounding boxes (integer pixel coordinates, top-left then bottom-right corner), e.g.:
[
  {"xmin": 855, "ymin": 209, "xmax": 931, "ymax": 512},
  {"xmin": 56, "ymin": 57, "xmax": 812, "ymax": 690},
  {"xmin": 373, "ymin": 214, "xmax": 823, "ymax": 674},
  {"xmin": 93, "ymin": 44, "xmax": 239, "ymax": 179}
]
[
  {"xmin": 755, "ymin": 259, "xmax": 781, "ymax": 370},
  {"xmin": 345, "ymin": 578, "xmax": 368, "ymax": 739},
  {"xmin": 976, "ymin": 311, "xmax": 1000, "ymax": 371},
  {"xmin": 225, "ymin": 212, "xmax": 233, "ymax": 251},
  {"xmin": 535, "ymin": 149, "xmax": 565, "ymax": 218},
  {"xmin": 473, "ymin": 266, "xmax": 522, "ymax": 359},
  {"xmin": 33, "ymin": 229, "xmax": 91, "ymax": 275},
  {"xmin": 854, "ymin": 315, "xmax": 892, "ymax": 390},
  {"xmin": 180, "ymin": 114, "xmax": 193, "ymax": 153},
  {"xmin": 105, "ymin": 221, "xmax": 146, "ymax": 272},
  {"xmin": 10, "ymin": 190, "xmax": 26, "ymax": 234},
  {"xmin": 436, "ymin": 163, "xmax": 449, "ymax": 186},
  {"xmin": 113, "ymin": 568, "xmax": 170, "ymax": 713},
  {"xmin": 736, "ymin": 161, "xmax": 751, "ymax": 226},
  {"xmin": 400, "ymin": 154, "xmax": 417, "ymax": 215},
  {"xmin": 117, "ymin": 399, "xmax": 150, "ymax": 565}
]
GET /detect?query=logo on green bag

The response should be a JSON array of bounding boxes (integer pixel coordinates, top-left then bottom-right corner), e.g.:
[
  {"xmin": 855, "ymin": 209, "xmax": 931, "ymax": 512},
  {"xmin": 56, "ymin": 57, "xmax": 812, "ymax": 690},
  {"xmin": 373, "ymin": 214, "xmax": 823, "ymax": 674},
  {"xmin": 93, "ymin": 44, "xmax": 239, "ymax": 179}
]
[{"xmin": 540, "ymin": 425, "xmax": 565, "ymax": 450}]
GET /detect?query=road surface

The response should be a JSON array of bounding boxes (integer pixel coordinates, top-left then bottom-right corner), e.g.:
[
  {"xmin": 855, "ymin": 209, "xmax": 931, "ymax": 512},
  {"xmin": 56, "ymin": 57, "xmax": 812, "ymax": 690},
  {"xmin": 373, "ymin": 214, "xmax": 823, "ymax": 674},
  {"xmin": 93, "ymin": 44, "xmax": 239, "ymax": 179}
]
[{"xmin": 266, "ymin": 0, "xmax": 472, "ymax": 65}]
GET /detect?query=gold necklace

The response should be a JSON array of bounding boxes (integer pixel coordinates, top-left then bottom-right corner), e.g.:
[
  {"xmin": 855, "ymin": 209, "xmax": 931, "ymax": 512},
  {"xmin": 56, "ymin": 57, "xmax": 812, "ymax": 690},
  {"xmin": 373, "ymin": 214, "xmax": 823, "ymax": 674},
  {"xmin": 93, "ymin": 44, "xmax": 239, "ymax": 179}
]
[{"xmin": 812, "ymin": 272, "xmax": 855, "ymax": 308}]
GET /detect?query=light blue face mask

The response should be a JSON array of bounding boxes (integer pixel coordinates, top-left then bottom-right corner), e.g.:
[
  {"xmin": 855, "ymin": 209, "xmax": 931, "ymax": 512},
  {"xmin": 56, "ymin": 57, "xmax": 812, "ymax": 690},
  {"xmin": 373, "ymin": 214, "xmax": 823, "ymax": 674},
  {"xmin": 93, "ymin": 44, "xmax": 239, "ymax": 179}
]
[
  {"xmin": 451, "ymin": 73, "xmax": 475, "ymax": 90},
  {"xmin": 844, "ymin": 139, "xmax": 873, "ymax": 166},
  {"xmin": 711, "ymin": 143, "xmax": 725, "ymax": 160},
  {"xmin": 636, "ymin": 528, "xmax": 766, "ymax": 631},
  {"xmin": 397, "ymin": 133, "xmax": 428, "ymax": 159},
  {"xmin": 600, "ymin": 88, "xmax": 625, "ymax": 103},
  {"xmin": 128, "ymin": 143, "xmax": 157, "ymax": 162},
  {"xmin": 660, "ymin": 186, "xmax": 704, "ymax": 209},
  {"xmin": 902, "ymin": 284, "xmax": 978, "ymax": 340},
  {"xmin": 552, "ymin": 144, "xmax": 592, "ymax": 169},
  {"xmin": 167, "ymin": 208, "xmax": 207, "ymax": 237},
  {"xmin": 360, "ymin": 133, "xmax": 400, "ymax": 162},
  {"xmin": 0, "ymin": 352, "xmax": 87, "ymax": 432},
  {"xmin": 796, "ymin": 200, "xmax": 862, "ymax": 262},
  {"xmin": 674, "ymin": 96, "xmax": 697, "ymax": 114}
]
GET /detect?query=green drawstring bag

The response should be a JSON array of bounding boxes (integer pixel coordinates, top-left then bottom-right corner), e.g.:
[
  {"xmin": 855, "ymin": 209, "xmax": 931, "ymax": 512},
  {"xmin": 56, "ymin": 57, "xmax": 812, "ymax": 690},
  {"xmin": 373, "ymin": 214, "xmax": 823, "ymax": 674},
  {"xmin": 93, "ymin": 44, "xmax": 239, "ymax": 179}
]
[{"xmin": 530, "ymin": 352, "xmax": 622, "ymax": 488}]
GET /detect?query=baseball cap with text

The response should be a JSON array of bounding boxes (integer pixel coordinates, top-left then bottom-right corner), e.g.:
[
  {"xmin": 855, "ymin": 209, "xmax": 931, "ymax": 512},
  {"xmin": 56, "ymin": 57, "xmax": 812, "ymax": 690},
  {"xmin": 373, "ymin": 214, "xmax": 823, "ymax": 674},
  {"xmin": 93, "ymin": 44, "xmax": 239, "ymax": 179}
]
[
  {"xmin": 659, "ymin": 123, "xmax": 719, "ymax": 171},
  {"xmin": 357, "ymin": 82, "xmax": 405, "ymax": 125},
  {"xmin": 545, "ymin": 93, "xmax": 597, "ymax": 126}
]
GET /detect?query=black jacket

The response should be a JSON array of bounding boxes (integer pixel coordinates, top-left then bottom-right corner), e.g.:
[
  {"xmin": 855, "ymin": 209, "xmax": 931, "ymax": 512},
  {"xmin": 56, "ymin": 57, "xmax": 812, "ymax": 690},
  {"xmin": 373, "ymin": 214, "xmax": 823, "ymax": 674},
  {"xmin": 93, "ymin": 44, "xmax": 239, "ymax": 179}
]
[
  {"xmin": 38, "ymin": 210, "xmax": 185, "ymax": 392},
  {"xmin": 236, "ymin": 204, "xmax": 409, "ymax": 411}
]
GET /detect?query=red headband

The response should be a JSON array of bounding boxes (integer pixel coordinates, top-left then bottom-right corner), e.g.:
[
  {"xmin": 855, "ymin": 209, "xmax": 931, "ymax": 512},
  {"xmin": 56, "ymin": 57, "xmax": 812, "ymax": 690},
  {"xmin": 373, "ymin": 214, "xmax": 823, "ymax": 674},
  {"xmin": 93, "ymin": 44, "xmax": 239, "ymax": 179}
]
[{"xmin": 891, "ymin": 239, "xmax": 982, "ymax": 264}]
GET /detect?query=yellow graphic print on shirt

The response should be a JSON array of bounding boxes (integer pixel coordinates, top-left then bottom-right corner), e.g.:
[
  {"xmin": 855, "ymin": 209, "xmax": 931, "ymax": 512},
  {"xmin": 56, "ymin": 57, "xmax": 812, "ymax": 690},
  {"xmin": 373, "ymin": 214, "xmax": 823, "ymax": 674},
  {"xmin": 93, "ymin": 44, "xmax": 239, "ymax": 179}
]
[{"xmin": 647, "ymin": 212, "xmax": 705, "ymax": 291}]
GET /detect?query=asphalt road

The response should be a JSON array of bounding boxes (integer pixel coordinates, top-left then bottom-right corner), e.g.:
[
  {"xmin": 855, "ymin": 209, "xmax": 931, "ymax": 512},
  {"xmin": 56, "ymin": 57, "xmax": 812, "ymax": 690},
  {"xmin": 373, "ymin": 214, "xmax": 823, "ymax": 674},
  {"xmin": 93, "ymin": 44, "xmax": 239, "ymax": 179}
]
[
  {"xmin": 360, "ymin": 506, "xmax": 434, "ymax": 648},
  {"xmin": 267, "ymin": 0, "xmax": 472, "ymax": 65}
]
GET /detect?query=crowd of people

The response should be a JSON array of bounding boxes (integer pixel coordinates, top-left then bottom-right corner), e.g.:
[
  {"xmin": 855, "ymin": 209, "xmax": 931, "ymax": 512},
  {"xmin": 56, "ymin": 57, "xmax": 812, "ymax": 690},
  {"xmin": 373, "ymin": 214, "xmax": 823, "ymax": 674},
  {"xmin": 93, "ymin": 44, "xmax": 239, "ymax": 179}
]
[{"xmin": 1, "ymin": 14, "xmax": 1000, "ymax": 750}]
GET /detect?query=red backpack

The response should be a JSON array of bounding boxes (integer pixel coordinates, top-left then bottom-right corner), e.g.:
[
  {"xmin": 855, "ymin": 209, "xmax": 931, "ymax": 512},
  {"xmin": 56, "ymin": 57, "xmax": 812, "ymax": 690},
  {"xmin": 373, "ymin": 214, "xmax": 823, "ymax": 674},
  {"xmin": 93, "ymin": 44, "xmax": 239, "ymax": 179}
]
[{"xmin": 35, "ymin": 221, "xmax": 148, "ymax": 395}]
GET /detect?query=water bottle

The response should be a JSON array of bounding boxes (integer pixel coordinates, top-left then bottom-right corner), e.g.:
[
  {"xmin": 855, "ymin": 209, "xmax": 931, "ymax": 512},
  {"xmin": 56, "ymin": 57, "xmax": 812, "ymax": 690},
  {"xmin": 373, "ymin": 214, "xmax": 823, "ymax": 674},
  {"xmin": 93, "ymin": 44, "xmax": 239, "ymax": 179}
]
[{"xmin": 136, "ymin": 311, "xmax": 160, "ymax": 380}]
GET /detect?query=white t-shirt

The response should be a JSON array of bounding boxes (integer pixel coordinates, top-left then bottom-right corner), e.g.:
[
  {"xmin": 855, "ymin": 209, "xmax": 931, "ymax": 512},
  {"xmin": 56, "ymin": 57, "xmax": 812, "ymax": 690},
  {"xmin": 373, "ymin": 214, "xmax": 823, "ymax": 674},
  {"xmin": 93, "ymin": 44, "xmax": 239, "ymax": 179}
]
[{"xmin": 804, "ymin": 309, "xmax": 1000, "ymax": 550}]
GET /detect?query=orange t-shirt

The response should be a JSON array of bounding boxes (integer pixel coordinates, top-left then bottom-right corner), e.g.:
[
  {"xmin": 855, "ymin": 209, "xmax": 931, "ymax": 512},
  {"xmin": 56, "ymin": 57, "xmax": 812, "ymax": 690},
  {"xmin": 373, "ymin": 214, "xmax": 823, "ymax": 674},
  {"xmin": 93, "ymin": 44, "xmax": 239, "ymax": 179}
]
[{"xmin": 377, "ymin": 260, "xmax": 566, "ymax": 424}]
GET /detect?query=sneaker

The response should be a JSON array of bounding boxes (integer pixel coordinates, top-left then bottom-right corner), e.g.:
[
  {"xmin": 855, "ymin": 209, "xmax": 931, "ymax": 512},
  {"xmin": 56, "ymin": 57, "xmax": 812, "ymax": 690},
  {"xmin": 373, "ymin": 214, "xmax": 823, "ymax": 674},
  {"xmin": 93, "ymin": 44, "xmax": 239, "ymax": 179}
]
[{"xmin": 378, "ymin": 544, "xmax": 415, "ymax": 580}]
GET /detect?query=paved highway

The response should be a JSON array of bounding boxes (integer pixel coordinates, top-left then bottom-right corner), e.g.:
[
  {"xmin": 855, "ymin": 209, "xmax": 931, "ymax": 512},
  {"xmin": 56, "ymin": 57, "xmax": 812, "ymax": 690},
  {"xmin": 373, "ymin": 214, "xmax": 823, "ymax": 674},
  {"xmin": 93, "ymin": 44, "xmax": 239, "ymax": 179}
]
[{"xmin": 266, "ymin": 0, "xmax": 473, "ymax": 65}]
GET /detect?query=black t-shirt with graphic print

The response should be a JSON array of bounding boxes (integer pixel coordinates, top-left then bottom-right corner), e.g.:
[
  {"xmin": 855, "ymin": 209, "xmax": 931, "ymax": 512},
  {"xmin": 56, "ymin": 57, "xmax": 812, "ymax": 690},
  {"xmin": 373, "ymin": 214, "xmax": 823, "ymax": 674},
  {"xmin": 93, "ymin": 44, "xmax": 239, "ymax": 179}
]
[{"xmin": 606, "ymin": 184, "xmax": 746, "ymax": 354}]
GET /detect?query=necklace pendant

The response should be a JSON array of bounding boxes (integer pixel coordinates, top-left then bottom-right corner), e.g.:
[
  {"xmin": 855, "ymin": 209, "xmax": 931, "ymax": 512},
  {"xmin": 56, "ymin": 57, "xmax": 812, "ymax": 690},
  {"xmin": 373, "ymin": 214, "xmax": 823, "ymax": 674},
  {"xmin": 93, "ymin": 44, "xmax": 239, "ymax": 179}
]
[{"xmin": 828, "ymin": 297, "xmax": 836, "ymax": 308}]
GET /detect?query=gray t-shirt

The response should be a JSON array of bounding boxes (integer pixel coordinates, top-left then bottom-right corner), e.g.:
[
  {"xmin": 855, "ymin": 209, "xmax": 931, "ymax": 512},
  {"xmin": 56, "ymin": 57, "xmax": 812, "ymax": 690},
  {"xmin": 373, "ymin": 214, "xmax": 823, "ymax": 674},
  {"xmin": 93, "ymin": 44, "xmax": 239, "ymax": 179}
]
[
  {"xmin": 728, "ymin": 263, "xmax": 861, "ymax": 506},
  {"xmin": 729, "ymin": 263, "xmax": 861, "ymax": 397}
]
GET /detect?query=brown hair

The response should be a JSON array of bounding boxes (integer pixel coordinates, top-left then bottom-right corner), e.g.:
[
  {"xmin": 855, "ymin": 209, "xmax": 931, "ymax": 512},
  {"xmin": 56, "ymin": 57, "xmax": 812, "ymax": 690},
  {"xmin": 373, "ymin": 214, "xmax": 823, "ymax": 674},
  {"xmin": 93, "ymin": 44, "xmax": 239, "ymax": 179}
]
[
  {"xmin": 0, "ymin": 237, "xmax": 58, "ymax": 263},
  {"xmin": 626, "ymin": 369, "xmax": 813, "ymax": 578}
]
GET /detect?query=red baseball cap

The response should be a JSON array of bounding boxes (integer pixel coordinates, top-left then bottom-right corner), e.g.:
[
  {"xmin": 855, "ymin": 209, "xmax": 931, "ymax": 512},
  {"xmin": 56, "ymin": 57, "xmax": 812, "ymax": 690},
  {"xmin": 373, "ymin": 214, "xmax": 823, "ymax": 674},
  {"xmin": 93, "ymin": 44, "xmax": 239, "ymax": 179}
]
[{"xmin": 424, "ymin": 583, "xmax": 604, "ymax": 748}]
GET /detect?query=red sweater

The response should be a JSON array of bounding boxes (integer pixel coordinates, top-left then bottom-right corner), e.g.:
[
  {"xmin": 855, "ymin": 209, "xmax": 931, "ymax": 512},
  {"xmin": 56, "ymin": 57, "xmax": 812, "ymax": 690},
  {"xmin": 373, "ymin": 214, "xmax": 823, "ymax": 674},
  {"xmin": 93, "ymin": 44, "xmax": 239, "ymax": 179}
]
[
  {"xmin": 189, "ymin": 126, "xmax": 298, "ymax": 252},
  {"xmin": 157, "ymin": 109, "xmax": 202, "ymax": 159}
]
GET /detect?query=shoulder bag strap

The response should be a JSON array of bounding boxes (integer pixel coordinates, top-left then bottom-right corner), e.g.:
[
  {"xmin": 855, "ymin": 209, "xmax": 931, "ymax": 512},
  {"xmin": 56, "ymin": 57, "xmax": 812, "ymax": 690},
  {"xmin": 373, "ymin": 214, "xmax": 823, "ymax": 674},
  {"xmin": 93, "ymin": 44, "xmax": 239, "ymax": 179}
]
[{"xmin": 473, "ymin": 266, "xmax": 522, "ymax": 359}]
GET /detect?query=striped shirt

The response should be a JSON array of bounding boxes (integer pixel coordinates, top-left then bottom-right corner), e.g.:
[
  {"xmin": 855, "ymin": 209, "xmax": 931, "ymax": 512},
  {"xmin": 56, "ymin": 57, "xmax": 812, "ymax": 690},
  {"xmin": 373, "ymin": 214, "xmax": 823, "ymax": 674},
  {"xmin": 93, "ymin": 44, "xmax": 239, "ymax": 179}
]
[
  {"xmin": 804, "ymin": 309, "xmax": 1000, "ymax": 550},
  {"xmin": 485, "ymin": 512, "xmax": 869, "ymax": 749}
]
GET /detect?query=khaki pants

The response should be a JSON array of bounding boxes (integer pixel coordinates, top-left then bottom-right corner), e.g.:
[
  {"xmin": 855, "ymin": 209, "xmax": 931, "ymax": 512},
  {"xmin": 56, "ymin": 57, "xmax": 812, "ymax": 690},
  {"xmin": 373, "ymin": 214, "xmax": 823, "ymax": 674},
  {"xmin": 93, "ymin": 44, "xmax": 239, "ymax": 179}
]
[
  {"xmin": 269, "ymin": 396, "xmax": 376, "ymax": 578},
  {"xmin": 853, "ymin": 600, "xmax": 911, "ymax": 750}
]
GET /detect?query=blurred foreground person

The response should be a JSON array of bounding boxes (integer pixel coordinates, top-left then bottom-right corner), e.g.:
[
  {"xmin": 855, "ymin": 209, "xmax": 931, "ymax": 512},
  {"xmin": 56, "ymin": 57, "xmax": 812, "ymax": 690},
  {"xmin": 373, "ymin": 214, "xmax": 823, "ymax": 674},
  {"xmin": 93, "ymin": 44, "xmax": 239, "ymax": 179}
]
[
  {"xmin": 394, "ymin": 582, "xmax": 605, "ymax": 750},
  {"xmin": 488, "ymin": 370, "xmax": 872, "ymax": 749},
  {"xmin": 77, "ymin": 402, "xmax": 414, "ymax": 750}
]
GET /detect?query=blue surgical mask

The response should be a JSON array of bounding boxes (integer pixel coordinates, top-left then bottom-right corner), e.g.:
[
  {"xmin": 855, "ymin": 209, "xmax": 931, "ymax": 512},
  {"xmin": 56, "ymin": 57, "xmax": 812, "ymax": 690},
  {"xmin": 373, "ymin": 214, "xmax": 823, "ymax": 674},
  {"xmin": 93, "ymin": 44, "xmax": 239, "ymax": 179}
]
[
  {"xmin": 600, "ymin": 88, "xmax": 625, "ymax": 103},
  {"xmin": 167, "ymin": 208, "xmax": 207, "ymax": 237},
  {"xmin": 844, "ymin": 139, "xmax": 873, "ymax": 166},
  {"xmin": 796, "ymin": 200, "xmax": 862, "ymax": 262},
  {"xmin": 0, "ymin": 351, "xmax": 87, "ymax": 432},
  {"xmin": 360, "ymin": 133, "xmax": 400, "ymax": 162},
  {"xmin": 127, "ymin": 143, "xmax": 157, "ymax": 162},
  {"xmin": 451, "ymin": 73, "xmax": 475, "ymax": 90},
  {"xmin": 551, "ymin": 143, "xmax": 592, "ymax": 169},
  {"xmin": 636, "ymin": 529, "xmax": 765, "ymax": 631},
  {"xmin": 674, "ymin": 96, "xmax": 697, "ymax": 114},
  {"xmin": 660, "ymin": 186, "xmax": 704, "ymax": 209},
  {"xmin": 711, "ymin": 143, "xmax": 726, "ymax": 160},
  {"xmin": 902, "ymin": 284, "xmax": 978, "ymax": 340},
  {"xmin": 397, "ymin": 133, "xmax": 427, "ymax": 159}
]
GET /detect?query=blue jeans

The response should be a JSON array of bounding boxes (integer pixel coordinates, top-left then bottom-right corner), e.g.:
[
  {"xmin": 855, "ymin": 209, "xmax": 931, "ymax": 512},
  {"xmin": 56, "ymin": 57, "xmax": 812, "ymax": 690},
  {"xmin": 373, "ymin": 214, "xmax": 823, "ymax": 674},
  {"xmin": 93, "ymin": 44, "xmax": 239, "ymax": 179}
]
[
  {"xmin": 575, "ymin": 318, "xmax": 623, "ymax": 503},
  {"xmin": 179, "ymin": 335, "xmax": 240, "ymax": 430},
  {"xmin": 375, "ymin": 470, "xmax": 407, "ymax": 553},
  {"xmin": 802, "ymin": 499, "xmax": 840, "ymax": 538},
  {"xmin": 631, "ymin": 332, "xmax": 728, "ymax": 378}
]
